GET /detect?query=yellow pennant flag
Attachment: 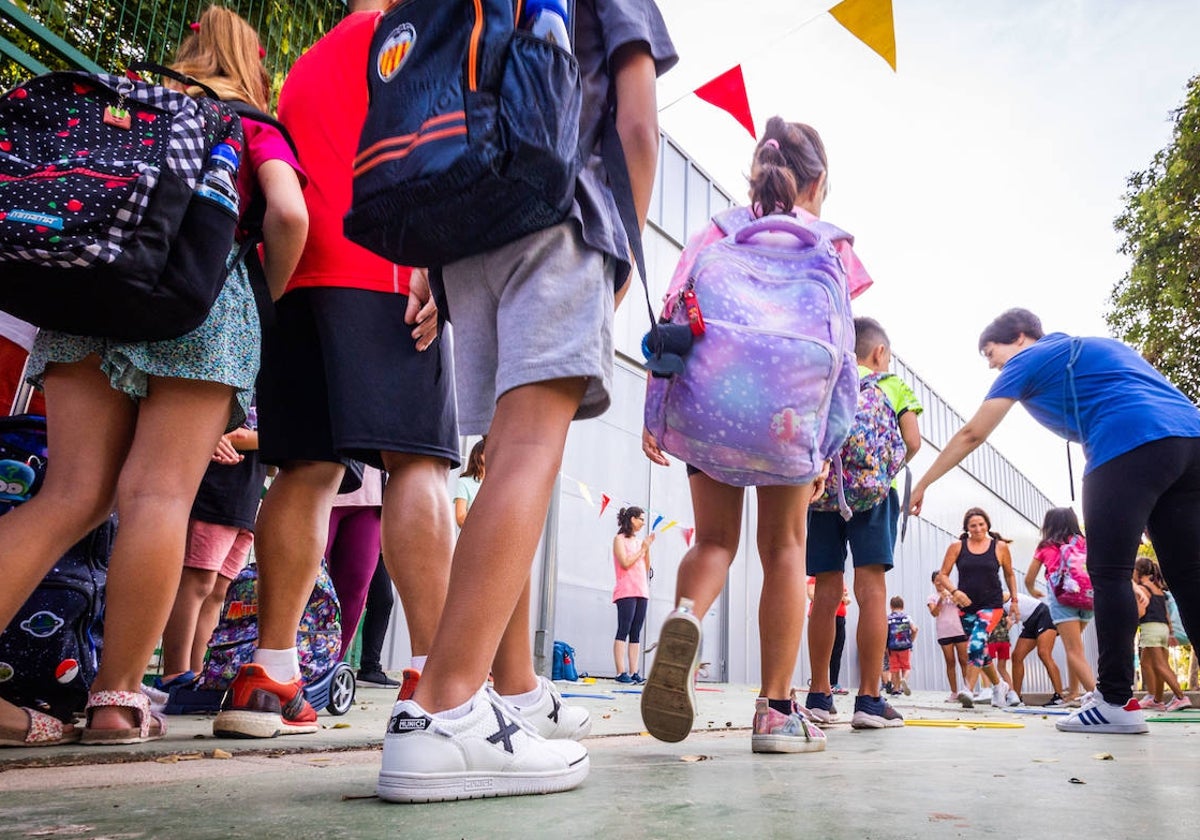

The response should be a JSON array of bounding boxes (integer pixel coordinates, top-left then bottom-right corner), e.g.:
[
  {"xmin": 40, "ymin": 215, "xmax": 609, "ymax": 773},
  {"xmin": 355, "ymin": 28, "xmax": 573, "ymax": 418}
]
[{"xmin": 828, "ymin": 0, "xmax": 897, "ymax": 71}]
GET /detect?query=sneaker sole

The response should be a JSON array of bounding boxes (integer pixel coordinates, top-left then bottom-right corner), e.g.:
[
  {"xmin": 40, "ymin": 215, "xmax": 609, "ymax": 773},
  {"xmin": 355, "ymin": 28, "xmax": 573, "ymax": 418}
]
[
  {"xmin": 752, "ymin": 729, "xmax": 827, "ymax": 753},
  {"xmin": 640, "ymin": 612, "xmax": 701, "ymax": 743},
  {"xmin": 850, "ymin": 713, "xmax": 905, "ymax": 730},
  {"xmin": 212, "ymin": 710, "xmax": 319, "ymax": 738},
  {"xmin": 376, "ymin": 756, "xmax": 590, "ymax": 803},
  {"xmin": 957, "ymin": 694, "xmax": 974, "ymax": 709}
]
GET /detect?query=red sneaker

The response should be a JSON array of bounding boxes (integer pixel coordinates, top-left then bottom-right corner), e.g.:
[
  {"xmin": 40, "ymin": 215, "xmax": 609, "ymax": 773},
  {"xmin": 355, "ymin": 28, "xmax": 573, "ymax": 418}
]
[
  {"xmin": 398, "ymin": 668, "xmax": 420, "ymax": 702},
  {"xmin": 213, "ymin": 664, "xmax": 319, "ymax": 738}
]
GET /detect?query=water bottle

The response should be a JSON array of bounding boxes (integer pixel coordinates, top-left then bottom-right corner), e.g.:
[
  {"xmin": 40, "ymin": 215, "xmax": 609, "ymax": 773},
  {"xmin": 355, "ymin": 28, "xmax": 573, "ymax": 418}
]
[
  {"xmin": 194, "ymin": 142, "xmax": 240, "ymax": 216},
  {"xmin": 524, "ymin": 0, "xmax": 571, "ymax": 52}
]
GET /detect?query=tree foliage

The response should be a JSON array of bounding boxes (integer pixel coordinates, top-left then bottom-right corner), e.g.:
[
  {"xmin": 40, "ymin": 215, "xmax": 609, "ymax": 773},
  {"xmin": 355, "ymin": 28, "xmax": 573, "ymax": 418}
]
[{"xmin": 1109, "ymin": 75, "xmax": 1200, "ymax": 403}]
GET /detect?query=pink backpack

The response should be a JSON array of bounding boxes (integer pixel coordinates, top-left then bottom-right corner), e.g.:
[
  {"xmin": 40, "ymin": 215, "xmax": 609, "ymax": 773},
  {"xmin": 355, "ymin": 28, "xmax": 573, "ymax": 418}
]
[
  {"xmin": 643, "ymin": 208, "xmax": 857, "ymax": 486},
  {"xmin": 1050, "ymin": 536, "xmax": 1093, "ymax": 610}
]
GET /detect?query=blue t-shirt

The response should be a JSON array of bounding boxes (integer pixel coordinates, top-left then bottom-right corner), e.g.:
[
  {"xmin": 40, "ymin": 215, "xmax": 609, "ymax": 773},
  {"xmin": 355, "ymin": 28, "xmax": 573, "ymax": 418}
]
[{"xmin": 985, "ymin": 332, "xmax": 1200, "ymax": 472}]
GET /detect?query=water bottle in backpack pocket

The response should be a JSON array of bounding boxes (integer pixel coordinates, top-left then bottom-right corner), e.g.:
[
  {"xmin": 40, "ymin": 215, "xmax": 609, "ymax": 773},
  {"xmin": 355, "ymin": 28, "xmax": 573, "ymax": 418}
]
[{"xmin": 644, "ymin": 208, "xmax": 857, "ymax": 486}]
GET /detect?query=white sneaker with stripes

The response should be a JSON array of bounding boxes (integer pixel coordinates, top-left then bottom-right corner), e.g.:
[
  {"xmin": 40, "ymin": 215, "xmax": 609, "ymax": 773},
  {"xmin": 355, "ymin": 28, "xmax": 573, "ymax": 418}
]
[{"xmin": 1056, "ymin": 694, "xmax": 1149, "ymax": 734}]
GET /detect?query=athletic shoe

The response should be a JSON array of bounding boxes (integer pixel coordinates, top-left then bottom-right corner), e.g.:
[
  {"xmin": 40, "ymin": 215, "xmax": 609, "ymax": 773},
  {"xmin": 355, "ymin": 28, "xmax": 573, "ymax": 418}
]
[
  {"xmin": 377, "ymin": 686, "xmax": 589, "ymax": 802},
  {"xmin": 1138, "ymin": 692, "xmax": 1155, "ymax": 707},
  {"xmin": 630, "ymin": 673, "xmax": 645, "ymax": 685},
  {"xmin": 153, "ymin": 670, "xmax": 198, "ymax": 692},
  {"xmin": 850, "ymin": 695, "xmax": 905, "ymax": 729},
  {"xmin": 991, "ymin": 681, "xmax": 1012, "ymax": 708},
  {"xmin": 357, "ymin": 669, "xmax": 401, "ymax": 688},
  {"xmin": 1056, "ymin": 695, "xmax": 1149, "ymax": 734},
  {"xmin": 900, "ymin": 678, "xmax": 911, "ymax": 696},
  {"xmin": 614, "ymin": 673, "xmax": 633, "ymax": 684},
  {"xmin": 641, "ymin": 598, "xmax": 702, "ymax": 743},
  {"xmin": 1043, "ymin": 693, "xmax": 1066, "ymax": 707},
  {"xmin": 945, "ymin": 693, "xmax": 960, "ymax": 704},
  {"xmin": 1138, "ymin": 697, "xmax": 1168, "ymax": 712},
  {"xmin": 213, "ymin": 664, "xmax": 319, "ymax": 738},
  {"xmin": 398, "ymin": 669, "xmax": 420, "ymax": 702},
  {"xmin": 973, "ymin": 689, "xmax": 991, "ymax": 705},
  {"xmin": 1165, "ymin": 695, "xmax": 1194, "ymax": 712},
  {"xmin": 1005, "ymin": 689, "xmax": 1021, "ymax": 707},
  {"xmin": 803, "ymin": 691, "xmax": 838, "ymax": 726},
  {"xmin": 956, "ymin": 690, "xmax": 974, "ymax": 709},
  {"xmin": 831, "ymin": 684, "xmax": 850, "ymax": 695},
  {"xmin": 508, "ymin": 676, "xmax": 591, "ymax": 741},
  {"xmin": 751, "ymin": 698, "xmax": 827, "ymax": 753}
]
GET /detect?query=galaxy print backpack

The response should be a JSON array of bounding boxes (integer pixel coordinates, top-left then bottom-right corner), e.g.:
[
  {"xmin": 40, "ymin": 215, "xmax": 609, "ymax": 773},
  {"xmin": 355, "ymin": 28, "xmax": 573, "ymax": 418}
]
[{"xmin": 644, "ymin": 208, "xmax": 858, "ymax": 487}]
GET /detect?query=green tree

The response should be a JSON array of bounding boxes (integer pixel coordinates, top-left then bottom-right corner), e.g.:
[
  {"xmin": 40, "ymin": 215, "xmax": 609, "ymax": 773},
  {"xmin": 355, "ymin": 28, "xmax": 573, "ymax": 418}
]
[{"xmin": 1109, "ymin": 75, "xmax": 1200, "ymax": 403}]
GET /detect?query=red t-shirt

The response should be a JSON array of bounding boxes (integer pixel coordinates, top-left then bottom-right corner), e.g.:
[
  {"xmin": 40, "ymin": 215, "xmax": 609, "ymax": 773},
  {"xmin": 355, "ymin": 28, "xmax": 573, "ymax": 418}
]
[{"xmin": 276, "ymin": 11, "xmax": 411, "ymax": 295}]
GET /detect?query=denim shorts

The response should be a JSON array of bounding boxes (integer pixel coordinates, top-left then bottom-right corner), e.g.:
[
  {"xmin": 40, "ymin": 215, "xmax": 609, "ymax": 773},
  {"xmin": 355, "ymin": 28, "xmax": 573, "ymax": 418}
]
[
  {"xmin": 1045, "ymin": 586, "xmax": 1094, "ymax": 625},
  {"xmin": 805, "ymin": 488, "xmax": 899, "ymax": 575}
]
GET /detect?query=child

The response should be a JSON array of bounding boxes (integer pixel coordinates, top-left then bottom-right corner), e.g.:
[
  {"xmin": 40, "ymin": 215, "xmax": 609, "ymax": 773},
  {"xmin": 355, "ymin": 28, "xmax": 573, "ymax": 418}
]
[
  {"xmin": 376, "ymin": 0, "xmax": 677, "ymax": 803},
  {"xmin": 158, "ymin": 414, "xmax": 267, "ymax": 690},
  {"xmin": 986, "ymin": 603, "xmax": 1018, "ymax": 706},
  {"xmin": 640, "ymin": 116, "xmax": 878, "ymax": 757},
  {"xmin": 928, "ymin": 570, "xmax": 970, "ymax": 704},
  {"xmin": 0, "ymin": 5, "xmax": 306, "ymax": 747},
  {"xmin": 806, "ymin": 317, "xmax": 922, "ymax": 729},
  {"xmin": 886, "ymin": 596, "xmax": 917, "ymax": 695},
  {"xmin": 1134, "ymin": 557, "xmax": 1191, "ymax": 712}
]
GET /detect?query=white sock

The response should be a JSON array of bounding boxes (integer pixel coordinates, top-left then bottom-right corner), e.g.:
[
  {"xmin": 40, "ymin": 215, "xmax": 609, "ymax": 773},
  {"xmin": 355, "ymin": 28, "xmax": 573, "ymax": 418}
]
[
  {"xmin": 253, "ymin": 647, "xmax": 300, "ymax": 683},
  {"xmin": 501, "ymin": 683, "xmax": 544, "ymax": 708},
  {"xmin": 431, "ymin": 695, "xmax": 474, "ymax": 721},
  {"xmin": 409, "ymin": 655, "xmax": 427, "ymax": 672}
]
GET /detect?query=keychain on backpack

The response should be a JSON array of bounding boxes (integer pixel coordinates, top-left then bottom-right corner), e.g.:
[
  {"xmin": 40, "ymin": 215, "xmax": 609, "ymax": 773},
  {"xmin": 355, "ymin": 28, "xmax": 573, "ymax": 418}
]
[{"xmin": 682, "ymin": 289, "xmax": 706, "ymax": 336}]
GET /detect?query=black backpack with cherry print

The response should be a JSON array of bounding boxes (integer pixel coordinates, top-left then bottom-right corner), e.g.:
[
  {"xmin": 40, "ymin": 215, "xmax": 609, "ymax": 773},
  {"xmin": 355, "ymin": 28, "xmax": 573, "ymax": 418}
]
[{"xmin": 0, "ymin": 68, "xmax": 249, "ymax": 341}]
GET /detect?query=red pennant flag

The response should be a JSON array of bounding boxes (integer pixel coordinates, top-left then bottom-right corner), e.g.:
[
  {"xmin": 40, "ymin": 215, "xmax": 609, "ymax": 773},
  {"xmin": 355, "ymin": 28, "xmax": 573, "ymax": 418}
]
[
  {"xmin": 681, "ymin": 527, "xmax": 695, "ymax": 547},
  {"xmin": 599, "ymin": 493, "xmax": 611, "ymax": 518},
  {"xmin": 693, "ymin": 65, "xmax": 756, "ymax": 139}
]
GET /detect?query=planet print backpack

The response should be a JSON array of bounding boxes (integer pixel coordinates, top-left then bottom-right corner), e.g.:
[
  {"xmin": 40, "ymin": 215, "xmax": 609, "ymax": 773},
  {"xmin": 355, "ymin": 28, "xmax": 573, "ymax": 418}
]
[{"xmin": 643, "ymin": 207, "xmax": 858, "ymax": 487}]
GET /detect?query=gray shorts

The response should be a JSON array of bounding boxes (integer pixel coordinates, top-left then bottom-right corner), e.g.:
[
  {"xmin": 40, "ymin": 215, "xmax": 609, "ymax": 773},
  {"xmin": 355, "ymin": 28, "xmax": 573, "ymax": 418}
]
[{"xmin": 441, "ymin": 221, "xmax": 615, "ymax": 435}]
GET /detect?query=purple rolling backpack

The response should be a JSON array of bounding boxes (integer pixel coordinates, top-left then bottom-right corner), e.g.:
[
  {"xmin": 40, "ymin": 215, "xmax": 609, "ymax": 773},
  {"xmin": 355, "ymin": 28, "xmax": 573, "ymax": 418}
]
[{"xmin": 644, "ymin": 208, "xmax": 857, "ymax": 486}]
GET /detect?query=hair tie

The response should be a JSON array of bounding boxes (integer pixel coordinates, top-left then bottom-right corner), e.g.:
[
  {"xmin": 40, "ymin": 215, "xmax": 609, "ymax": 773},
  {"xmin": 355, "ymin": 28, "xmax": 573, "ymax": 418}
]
[
  {"xmin": 190, "ymin": 22, "xmax": 201, "ymax": 31},
  {"xmin": 763, "ymin": 138, "xmax": 780, "ymax": 150}
]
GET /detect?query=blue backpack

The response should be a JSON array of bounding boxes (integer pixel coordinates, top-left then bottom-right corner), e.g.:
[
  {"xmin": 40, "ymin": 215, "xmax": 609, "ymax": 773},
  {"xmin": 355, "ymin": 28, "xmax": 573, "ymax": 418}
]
[
  {"xmin": 552, "ymin": 640, "xmax": 578, "ymax": 681},
  {"xmin": 886, "ymin": 613, "xmax": 914, "ymax": 651},
  {"xmin": 346, "ymin": 0, "xmax": 581, "ymax": 267}
]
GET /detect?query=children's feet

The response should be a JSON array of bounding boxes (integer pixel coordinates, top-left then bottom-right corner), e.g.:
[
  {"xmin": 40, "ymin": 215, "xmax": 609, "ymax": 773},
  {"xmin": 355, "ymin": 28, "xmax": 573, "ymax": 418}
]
[
  {"xmin": 900, "ymin": 678, "xmax": 911, "ymax": 696},
  {"xmin": 640, "ymin": 599, "xmax": 702, "ymax": 743},
  {"xmin": 1138, "ymin": 697, "xmax": 1167, "ymax": 712},
  {"xmin": 212, "ymin": 664, "xmax": 319, "ymax": 738},
  {"xmin": 850, "ymin": 695, "xmax": 904, "ymax": 729},
  {"xmin": 81, "ymin": 690, "xmax": 166, "ymax": 745},
  {"xmin": 751, "ymin": 698, "xmax": 827, "ymax": 753},
  {"xmin": 990, "ymin": 681, "xmax": 1011, "ymax": 708},
  {"xmin": 831, "ymin": 684, "xmax": 849, "ymax": 695},
  {"xmin": 629, "ymin": 673, "xmax": 645, "ymax": 685},
  {"xmin": 1056, "ymin": 695, "xmax": 1148, "ymax": 734},
  {"xmin": 1165, "ymin": 695, "xmax": 1193, "ymax": 713},
  {"xmin": 614, "ymin": 673, "xmax": 633, "ymax": 684},
  {"xmin": 0, "ymin": 706, "xmax": 80, "ymax": 747},
  {"xmin": 803, "ymin": 691, "xmax": 838, "ymax": 725},
  {"xmin": 357, "ymin": 669, "xmax": 401, "ymax": 688},
  {"xmin": 377, "ymin": 686, "xmax": 589, "ymax": 802},
  {"xmin": 153, "ymin": 671, "xmax": 198, "ymax": 692},
  {"xmin": 507, "ymin": 677, "xmax": 591, "ymax": 741},
  {"xmin": 1005, "ymin": 689, "xmax": 1021, "ymax": 707},
  {"xmin": 1042, "ymin": 693, "xmax": 1066, "ymax": 707},
  {"xmin": 956, "ymin": 690, "xmax": 974, "ymax": 709},
  {"xmin": 945, "ymin": 693, "xmax": 960, "ymax": 704}
]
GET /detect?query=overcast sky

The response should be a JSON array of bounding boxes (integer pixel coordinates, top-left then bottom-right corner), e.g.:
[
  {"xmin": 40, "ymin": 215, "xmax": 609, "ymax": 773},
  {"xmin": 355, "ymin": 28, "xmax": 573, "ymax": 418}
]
[{"xmin": 653, "ymin": 0, "xmax": 1200, "ymax": 506}]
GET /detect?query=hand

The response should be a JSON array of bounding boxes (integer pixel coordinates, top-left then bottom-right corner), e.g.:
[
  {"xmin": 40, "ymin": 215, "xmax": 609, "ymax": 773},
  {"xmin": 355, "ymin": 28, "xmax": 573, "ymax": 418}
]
[
  {"xmin": 909, "ymin": 485, "xmax": 925, "ymax": 517},
  {"xmin": 211, "ymin": 434, "xmax": 243, "ymax": 464},
  {"xmin": 226, "ymin": 426, "xmax": 255, "ymax": 448},
  {"xmin": 642, "ymin": 428, "xmax": 670, "ymax": 466},
  {"xmin": 645, "ymin": 532, "xmax": 656, "ymax": 544},
  {"xmin": 952, "ymin": 590, "xmax": 971, "ymax": 608},
  {"xmin": 404, "ymin": 267, "xmax": 439, "ymax": 351},
  {"xmin": 810, "ymin": 459, "xmax": 832, "ymax": 500}
]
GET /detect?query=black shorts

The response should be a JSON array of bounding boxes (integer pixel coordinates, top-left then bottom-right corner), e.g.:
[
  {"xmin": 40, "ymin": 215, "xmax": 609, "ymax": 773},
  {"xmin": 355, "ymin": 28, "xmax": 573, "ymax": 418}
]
[
  {"xmin": 257, "ymin": 287, "xmax": 460, "ymax": 470},
  {"xmin": 1017, "ymin": 602, "xmax": 1056, "ymax": 640}
]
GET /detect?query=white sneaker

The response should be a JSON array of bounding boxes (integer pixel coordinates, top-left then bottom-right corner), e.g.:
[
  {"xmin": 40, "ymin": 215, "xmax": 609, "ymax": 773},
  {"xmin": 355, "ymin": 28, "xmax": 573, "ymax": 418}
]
[
  {"xmin": 1056, "ymin": 694, "xmax": 1149, "ymax": 735},
  {"xmin": 377, "ymin": 686, "xmax": 589, "ymax": 803},
  {"xmin": 1005, "ymin": 689, "xmax": 1021, "ymax": 707},
  {"xmin": 973, "ymin": 689, "xmax": 991, "ymax": 705},
  {"xmin": 641, "ymin": 598, "xmax": 702, "ymax": 743},
  {"xmin": 990, "ymin": 681, "xmax": 1010, "ymax": 707},
  {"xmin": 508, "ymin": 677, "xmax": 591, "ymax": 741}
]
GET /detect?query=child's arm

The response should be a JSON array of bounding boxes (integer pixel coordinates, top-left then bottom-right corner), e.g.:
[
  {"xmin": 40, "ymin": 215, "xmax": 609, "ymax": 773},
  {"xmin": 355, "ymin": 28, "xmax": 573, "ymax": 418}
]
[
  {"xmin": 1025, "ymin": 556, "xmax": 1044, "ymax": 599},
  {"xmin": 611, "ymin": 42, "xmax": 660, "ymax": 307},
  {"xmin": 898, "ymin": 411, "xmax": 921, "ymax": 462},
  {"xmin": 257, "ymin": 158, "xmax": 309, "ymax": 300}
]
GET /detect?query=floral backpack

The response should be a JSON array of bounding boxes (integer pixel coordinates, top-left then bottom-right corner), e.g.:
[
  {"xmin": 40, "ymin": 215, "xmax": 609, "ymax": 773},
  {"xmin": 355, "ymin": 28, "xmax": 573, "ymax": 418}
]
[
  {"xmin": 1050, "ymin": 536, "xmax": 1093, "ymax": 611},
  {"xmin": 200, "ymin": 560, "xmax": 342, "ymax": 689},
  {"xmin": 810, "ymin": 371, "xmax": 906, "ymax": 518}
]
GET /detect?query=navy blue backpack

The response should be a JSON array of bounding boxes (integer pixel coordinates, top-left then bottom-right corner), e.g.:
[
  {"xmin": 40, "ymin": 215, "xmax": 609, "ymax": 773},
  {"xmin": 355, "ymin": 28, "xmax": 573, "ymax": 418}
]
[{"xmin": 345, "ymin": 0, "xmax": 582, "ymax": 267}]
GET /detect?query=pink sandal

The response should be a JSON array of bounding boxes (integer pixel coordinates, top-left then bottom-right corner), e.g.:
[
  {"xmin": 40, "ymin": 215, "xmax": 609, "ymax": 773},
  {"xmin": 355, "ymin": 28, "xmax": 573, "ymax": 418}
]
[
  {"xmin": 80, "ymin": 690, "xmax": 166, "ymax": 745},
  {"xmin": 0, "ymin": 707, "xmax": 81, "ymax": 747}
]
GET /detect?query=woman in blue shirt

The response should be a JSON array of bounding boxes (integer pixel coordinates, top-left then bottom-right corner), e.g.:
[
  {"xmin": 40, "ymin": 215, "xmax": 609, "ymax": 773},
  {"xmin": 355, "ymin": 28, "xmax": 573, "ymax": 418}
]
[{"xmin": 909, "ymin": 308, "xmax": 1200, "ymax": 736}]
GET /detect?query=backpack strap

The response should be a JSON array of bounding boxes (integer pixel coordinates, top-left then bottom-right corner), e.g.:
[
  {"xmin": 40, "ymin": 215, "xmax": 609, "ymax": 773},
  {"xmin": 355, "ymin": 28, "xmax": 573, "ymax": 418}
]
[{"xmin": 127, "ymin": 61, "xmax": 221, "ymax": 100}]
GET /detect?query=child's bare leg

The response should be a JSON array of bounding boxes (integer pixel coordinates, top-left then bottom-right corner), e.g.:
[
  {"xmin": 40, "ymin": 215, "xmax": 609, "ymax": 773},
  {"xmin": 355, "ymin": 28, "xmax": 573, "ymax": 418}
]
[
  {"xmin": 675, "ymin": 472, "xmax": 744, "ymax": 617},
  {"xmin": 1057, "ymin": 620, "xmax": 1096, "ymax": 694},
  {"xmin": 194, "ymin": 574, "xmax": 235, "ymax": 673},
  {"xmin": 1035, "ymin": 633, "xmax": 1066, "ymax": 696},
  {"xmin": 414, "ymin": 378, "xmax": 585, "ymax": 713},
  {"xmin": 755, "ymin": 484, "xmax": 813, "ymax": 701},
  {"xmin": 808, "ymin": 571, "xmax": 845, "ymax": 696},
  {"xmin": 854, "ymin": 565, "xmax": 888, "ymax": 697},
  {"xmin": 491, "ymin": 576, "xmax": 536, "ymax": 696},
  {"xmin": 161, "ymin": 566, "xmax": 219, "ymax": 678}
]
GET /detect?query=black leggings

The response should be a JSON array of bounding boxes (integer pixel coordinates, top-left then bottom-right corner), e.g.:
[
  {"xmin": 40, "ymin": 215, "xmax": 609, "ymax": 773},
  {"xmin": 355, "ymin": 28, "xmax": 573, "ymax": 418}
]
[
  {"xmin": 830, "ymin": 614, "xmax": 847, "ymax": 685},
  {"xmin": 1083, "ymin": 436, "xmax": 1200, "ymax": 704},
  {"xmin": 614, "ymin": 597, "xmax": 649, "ymax": 642}
]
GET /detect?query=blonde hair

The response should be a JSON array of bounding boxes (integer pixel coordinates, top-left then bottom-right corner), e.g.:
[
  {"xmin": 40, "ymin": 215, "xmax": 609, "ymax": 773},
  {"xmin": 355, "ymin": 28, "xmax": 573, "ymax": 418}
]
[{"xmin": 170, "ymin": 5, "xmax": 270, "ymax": 110}]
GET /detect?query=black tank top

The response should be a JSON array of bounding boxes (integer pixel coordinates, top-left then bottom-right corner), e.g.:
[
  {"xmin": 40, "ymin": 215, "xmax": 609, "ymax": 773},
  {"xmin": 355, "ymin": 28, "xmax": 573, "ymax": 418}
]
[
  {"xmin": 956, "ymin": 537, "xmax": 1003, "ymax": 610},
  {"xmin": 1139, "ymin": 587, "xmax": 1168, "ymax": 625}
]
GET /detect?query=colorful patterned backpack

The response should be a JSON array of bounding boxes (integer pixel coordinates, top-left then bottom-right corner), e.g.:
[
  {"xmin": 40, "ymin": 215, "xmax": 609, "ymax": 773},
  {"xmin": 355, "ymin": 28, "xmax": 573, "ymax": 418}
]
[
  {"xmin": 1050, "ymin": 536, "xmax": 1093, "ymax": 611},
  {"xmin": 200, "ymin": 561, "xmax": 343, "ymax": 690},
  {"xmin": 886, "ymin": 612, "xmax": 914, "ymax": 651},
  {"xmin": 811, "ymin": 371, "xmax": 907, "ymax": 516},
  {"xmin": 644, "ymin": 208, "xmax": 858, "ymax": 487}
]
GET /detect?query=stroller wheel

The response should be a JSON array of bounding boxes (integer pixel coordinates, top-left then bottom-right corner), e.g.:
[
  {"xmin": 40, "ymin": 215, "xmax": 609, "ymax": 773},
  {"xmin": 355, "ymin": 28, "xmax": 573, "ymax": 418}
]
[{"xmin": 327, "ymin": 663, "xmax": 356, "ymax": 715}]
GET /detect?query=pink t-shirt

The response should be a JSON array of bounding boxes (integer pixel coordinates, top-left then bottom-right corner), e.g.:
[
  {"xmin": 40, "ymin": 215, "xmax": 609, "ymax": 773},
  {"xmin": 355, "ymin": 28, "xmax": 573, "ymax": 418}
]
[
  {"xmin": 928, "ymin": 591, "xmax": 963, "ymax": 639},
  {"xmin": 664, "ymin": 206, "xmax": 873, "ymax": 315},
  {"xmin": 612, "ymin": 535, "xmax": 650, "ymax": 601},
  {"xmin": 236, "ymin": 117, "xmax": 307, "ymax": 236}
]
